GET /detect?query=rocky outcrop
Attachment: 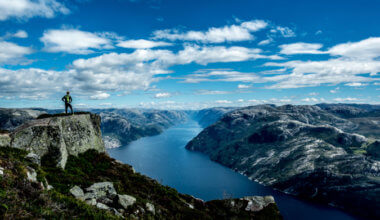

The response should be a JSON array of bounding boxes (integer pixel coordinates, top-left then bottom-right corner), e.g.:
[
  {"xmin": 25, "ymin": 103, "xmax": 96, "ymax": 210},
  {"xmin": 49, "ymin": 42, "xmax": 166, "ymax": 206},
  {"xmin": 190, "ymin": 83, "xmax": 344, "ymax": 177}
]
[
  {"xmin": 186, "ymin": 104, "xmax": 380, "ymax": 219},
  {"xmin": 9, "ymin": 113, "xmax": 105, "ymax": 168}
]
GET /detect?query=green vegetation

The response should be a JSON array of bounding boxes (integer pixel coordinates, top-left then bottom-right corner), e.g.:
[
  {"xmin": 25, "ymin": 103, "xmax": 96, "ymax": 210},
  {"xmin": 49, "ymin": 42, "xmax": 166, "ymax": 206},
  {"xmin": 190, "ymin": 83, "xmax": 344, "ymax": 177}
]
[
  {"xmin": 0, "ymin": 147, "xmax": 116, "ymax": 219},
  {"xmin": 0, "ymin": 147, "xmax": 281, "ymax": 219}
]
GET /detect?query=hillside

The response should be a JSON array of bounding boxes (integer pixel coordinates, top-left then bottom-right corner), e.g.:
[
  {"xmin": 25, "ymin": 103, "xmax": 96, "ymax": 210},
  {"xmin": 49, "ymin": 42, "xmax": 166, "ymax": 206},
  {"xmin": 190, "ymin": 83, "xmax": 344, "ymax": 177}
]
[
  {"xmin": 92, "ymin": 109, "xmax": 188, "ymax": 148},
  {"xmin": 186, "ymin": 104, "xmax": 380, "ymax": 219},
  {"xmin": 0, "ymin": 113, "xmax": 282, "ymax": 219},
  {"xmin": 0, "ymin": 108, "xmax": 46, "ymax": 131},
  {"xmin": 192, "ymin": 107, "xmax": 236, "ymax": 128}
]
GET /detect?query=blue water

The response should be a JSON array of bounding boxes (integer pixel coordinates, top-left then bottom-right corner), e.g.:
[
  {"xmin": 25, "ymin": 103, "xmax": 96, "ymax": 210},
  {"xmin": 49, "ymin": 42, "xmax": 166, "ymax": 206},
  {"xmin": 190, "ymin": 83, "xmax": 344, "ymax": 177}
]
[{"xmin": 107, "ymin": 120, "xmax": 361, "ymax": 220}]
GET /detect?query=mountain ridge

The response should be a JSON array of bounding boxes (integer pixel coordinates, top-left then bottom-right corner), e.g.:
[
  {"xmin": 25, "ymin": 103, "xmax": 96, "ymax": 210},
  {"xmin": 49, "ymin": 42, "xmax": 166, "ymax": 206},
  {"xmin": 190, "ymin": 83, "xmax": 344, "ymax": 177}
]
[{"xmin": 186, "ymin": 104, "xmax": 380, "ymax": 219}]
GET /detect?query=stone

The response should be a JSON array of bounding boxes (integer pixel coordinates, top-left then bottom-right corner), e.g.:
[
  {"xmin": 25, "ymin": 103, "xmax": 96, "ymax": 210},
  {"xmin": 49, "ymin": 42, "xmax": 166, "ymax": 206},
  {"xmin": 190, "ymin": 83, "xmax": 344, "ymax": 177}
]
[
  {"xmin": 243, "ymin": 196, "xmax": 275, "ymax": 212},
  {"xmin": 70, "ymin": 186, "xmax": 85, "ymax": 200},
  {"xmin": 111, "ymin": 208, "xmax": 123, "ymax": 218},
  {"xmin": 25, "ymin": 152, "xmax": 41, "ymax": 165},
  {"xmin": 118, "ymin": 194, "xmax": 136, "ymax": 209},
  {"xmin": 145, "ymin": 202, "xmax": 155, "ymax": 214},
  {"xmin": 84, "ymin": 182, "xmax": 117, "ymax": 201},
  {"xmin": 10, "ymin": 113, "xmax": 105, "ymax": 169},
  {"xmin": 26, "ymin": 166, "xmax": 37, "ymax": 182},
  {"xmin": 0, "ymin": 167, "xmax": 4, "ymax": 176},
  {"xmin": 47, "ymin": 185, "xmax": 54, "ymax": 190},
  {"xmin": 85, "ymin": 198, "xmax": 97, "ymax": 206},
  {"xmin": 96, "ymin": 202, "xmax": 110, "ymax": 210}
]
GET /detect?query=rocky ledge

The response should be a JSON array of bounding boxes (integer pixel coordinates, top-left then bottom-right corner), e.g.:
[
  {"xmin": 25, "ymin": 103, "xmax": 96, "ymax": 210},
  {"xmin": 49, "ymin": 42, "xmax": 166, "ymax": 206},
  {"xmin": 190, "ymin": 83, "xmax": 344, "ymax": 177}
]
[{"xmin": 4, "ymin": 113, "xmax": 105, "ymax": 168}]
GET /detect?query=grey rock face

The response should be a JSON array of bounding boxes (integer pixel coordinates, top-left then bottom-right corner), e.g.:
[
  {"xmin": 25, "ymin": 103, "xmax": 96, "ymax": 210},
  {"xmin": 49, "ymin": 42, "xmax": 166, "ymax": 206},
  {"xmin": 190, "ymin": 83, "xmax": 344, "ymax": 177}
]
[
  {"xmin": 70, "ymin": 186, "xmax": 85, "ymax": 200},
  {"xmin": 118, "ymin": 194, "xmax": 136, "ymax": 209},
  {"xmin": 187, "ymin": 104, "xmax": 380, "ymax": 218},
  {"xmin": 0, "ymin": 134, "xmax": 10, "ymax": 147},
  {"xmin": 10, "ymin": 113, "xmax": 105, "ymax": 169}
]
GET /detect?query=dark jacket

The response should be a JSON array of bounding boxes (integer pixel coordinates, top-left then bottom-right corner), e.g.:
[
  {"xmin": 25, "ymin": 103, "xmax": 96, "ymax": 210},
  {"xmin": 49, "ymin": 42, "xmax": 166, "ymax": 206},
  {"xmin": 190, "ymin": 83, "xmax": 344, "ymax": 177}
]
[{"xmin": 62, "ymin": 95, "xmax": 72, "ymax": 104}]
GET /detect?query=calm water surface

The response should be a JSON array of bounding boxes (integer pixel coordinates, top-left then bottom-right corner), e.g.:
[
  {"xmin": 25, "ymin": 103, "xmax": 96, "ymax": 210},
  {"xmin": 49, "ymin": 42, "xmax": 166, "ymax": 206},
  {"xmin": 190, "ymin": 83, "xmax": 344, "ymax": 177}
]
[{"xmin": 107, "ymin": 120, "xmax": 361, "ymax": 220}]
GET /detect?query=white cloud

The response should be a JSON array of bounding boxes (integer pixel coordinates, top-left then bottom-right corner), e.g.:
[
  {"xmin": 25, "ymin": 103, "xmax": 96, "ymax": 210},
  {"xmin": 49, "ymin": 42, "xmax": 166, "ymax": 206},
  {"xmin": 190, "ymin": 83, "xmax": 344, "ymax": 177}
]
[
  {"xmin": 328, "ymin": 37, "xmax": 380, "ymax": 59},
  {"xmin": 153, "ymin": 19, "xmax": 268, "ymax": 43},
  {"xmin": 264, "ymin": 58, "xmax": 380, "ymax": 89},
  {"xmin": 258, "ymin": 38, "xmax": 272, "ymax": 45},
  {"xmin": 263, "ymin": 37, "xmax": 380, "ymax": 89},
  {"xmin": 345, "ymin": 82, "xmax": 367, "ymax": 87},
  {"xmin": 40, "ymin": 29, "xmax": 113, "ymax": 54},
  {"xmin": 279, "ymin": 42, "xmax": 325, "ymax": 55},
  {"xmin": 215, "ymin": 100, "xmax": 232, "ymax": 104},
  {"xmin": 237, "ymin": 84, "xmax": 251, "ymax": 89},
  {"xmin": 0, "ymin": 41, "xmax": 32, "ymax": 64},
  {"xmin": 315, "ymin": 30, "xmax": 323, "ymax": 35},
  {"xmin": 195, "ymin": 90, "xmax": 230, "ymax": 95},
  {"xmin": 154, "ymin": 92, "xmax": 171, "ymax": 98},
  {"xmin": 0, "ymin": 0, "xmax": 69, "ymax": 21},
  {"xmin": 309, "ymin": 92, "xmax": 318, "ymax": 96},
  {"xmin": 181, "ymin": 70, "xmax": 261, "ymax": 83},
  {"xmin": 12, "ymin": 30, "xmax": 28, "ymax": 38},
  {"xmin": 270, "ymin": 26, "xmax": 296, "ymax": 38},
  {"xmin": 330, "ymin": 87, "xmax": 339, "ymax": 93},
  {"xmin": 333, "ymin": 97, "xmax": 358, "ymax": 102},
  {"xmin": 117, "ymin": 39, "xmax": 172, "ymax": 49},
  {"xmin": 0, "ymin": 67, "xmax": 67, "ymax": 98},
  {"xmin": 90, "ymin": 92, "xmax": 110, "ymax": 100},
  {"xmin": 173, "ymin": 45, "xmax": 282, "ymax": 65},
  {"xmin": 302, "ymin": 97, "xmax": 319, "ymax": 102}
]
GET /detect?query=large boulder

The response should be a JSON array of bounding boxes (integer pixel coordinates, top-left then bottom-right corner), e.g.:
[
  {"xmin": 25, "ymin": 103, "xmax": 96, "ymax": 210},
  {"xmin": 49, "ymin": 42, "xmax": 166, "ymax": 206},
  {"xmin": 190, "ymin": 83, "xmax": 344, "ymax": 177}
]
[{"xmin": 9, "ymin": 113, "xmax": 105, "ymax": 169}]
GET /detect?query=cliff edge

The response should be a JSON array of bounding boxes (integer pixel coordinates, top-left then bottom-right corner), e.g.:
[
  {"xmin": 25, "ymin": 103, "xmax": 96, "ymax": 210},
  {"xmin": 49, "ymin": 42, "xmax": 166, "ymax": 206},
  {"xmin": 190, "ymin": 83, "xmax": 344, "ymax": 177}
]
[{"xmin": 9, "ymin": 113, "xmax": 105, "ymax": 168}]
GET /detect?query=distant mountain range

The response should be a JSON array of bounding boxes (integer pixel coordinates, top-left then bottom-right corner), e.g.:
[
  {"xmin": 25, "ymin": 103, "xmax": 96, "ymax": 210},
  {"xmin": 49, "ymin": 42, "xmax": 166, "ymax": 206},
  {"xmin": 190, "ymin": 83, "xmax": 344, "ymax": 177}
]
[{"xmin": 186, "ymin": 104, "xmax": 380, "ymax": 219}]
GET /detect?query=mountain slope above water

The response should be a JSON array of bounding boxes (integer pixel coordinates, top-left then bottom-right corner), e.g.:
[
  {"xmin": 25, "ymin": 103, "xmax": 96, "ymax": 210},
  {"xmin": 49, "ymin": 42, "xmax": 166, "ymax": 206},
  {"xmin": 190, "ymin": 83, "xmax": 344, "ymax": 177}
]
[{"xmin": 186, "ymin": 104, "xmax": 380, "ymax": 219}]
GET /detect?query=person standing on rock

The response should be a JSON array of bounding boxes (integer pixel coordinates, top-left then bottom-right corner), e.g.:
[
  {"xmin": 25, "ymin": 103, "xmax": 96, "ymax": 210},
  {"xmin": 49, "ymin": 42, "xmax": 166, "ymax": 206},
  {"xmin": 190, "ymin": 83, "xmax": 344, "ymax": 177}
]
[{"xmin": 62, "ymin": 91, "xmax": 74, "ymax": 114}]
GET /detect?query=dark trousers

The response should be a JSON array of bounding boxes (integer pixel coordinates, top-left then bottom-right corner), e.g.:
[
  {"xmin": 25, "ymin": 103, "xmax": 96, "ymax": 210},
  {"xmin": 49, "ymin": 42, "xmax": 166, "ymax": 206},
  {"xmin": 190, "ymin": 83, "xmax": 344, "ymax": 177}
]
[{"xmin": 65, "ymin": 103, "xmax": 73, "ymax": 114}]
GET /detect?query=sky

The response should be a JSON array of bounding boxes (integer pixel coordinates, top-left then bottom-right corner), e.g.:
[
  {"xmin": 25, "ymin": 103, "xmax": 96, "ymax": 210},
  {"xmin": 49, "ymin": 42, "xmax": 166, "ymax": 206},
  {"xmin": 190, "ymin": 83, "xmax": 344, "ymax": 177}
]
[{"xmin": 0, "ymin": 0, "xmax": 379, "ymax": 109}]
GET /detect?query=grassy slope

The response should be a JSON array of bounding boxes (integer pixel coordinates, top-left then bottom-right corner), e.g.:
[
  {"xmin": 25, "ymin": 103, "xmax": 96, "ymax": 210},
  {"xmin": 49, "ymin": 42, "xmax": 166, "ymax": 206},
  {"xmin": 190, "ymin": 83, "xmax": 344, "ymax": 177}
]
[{"xmin": 0, "ymin": 147, "xmax": 282, "ymax": 219}]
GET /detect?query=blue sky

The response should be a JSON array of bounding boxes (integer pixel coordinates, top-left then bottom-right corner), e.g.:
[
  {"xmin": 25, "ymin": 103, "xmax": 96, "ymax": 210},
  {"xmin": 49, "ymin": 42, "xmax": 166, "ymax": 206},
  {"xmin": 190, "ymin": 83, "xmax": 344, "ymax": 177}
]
[{"xmin": 0, "ymin": 0, "xmax": 379, "ymax": 109}]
